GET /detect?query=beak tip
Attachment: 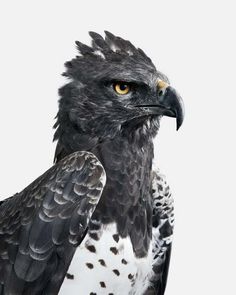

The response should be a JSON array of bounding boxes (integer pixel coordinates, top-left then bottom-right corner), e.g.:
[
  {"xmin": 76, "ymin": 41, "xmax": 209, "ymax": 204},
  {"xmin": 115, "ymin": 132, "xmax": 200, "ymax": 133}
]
[
  {"xmin": 176, "ymin": 124, "xmax": 181, "ymax": 131},
  {"xmin": 176, "ymin": 111, "xmax": 184, "ymax": 131},
  {"xmin": 176, "ymin": 98, "xmax": 185, "ymax": 131}
]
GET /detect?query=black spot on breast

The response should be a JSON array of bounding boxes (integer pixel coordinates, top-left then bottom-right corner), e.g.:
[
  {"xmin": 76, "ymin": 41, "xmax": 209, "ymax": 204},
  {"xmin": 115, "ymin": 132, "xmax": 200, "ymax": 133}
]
[
  {"xmin": 86, "ymin": 244, "xmax": 96, "ymax": 253},
  {"xmin": 89, "ymin": 233, "xmax": 99, "ymax": 240},
  {"xmin": 86, "ymin": 263, "xmax": 94, "ymax": 269},
  {"xmin": 153, "ymin": 253, "xmax": 159, "ymax": 260},
  {"xmin": 159, "ymin": 220, "xmax": 172, "ymax": 237},
  {"xmin": 113, "ymin": 269, "xmax": 120, "ymax": 276},
  {"xmin": 100, "ymin": 281, "xmax": 106, "ymax": 288},
  {"xmin": 108, "ymin": 294, "xmax": 114, "ymax": 295},
  {"xmin": 128, "ymin": 273, "xmax": 134, "ymax": 280},
  {"xmin": 98, "ymin": 259, "xmax": 106, "ymax": 267},
  {"xmin": 90, "ymin": 293, "xmax": 96, "ymax": 295},
  {"xmin": 112, "ymin": 234, "xmax": 119, "ymax": 243},
  {"xmin": 121, "ymin": 258, "xmax": 128, "ymax": 265},
  {"xmin": 152, "ymin": 215, "xmax": 160, "ymax": 228},
  {"xmin": 155, "ymin": 202, "xmax": 162, "ymax": 207},
  {"xmin": 110, "ymin": 247, "xmax": 118, "ymax": 255},
  {"xmin": 158, "ymin": 184, "xmax": 163, "ymax": 191},
  {"xmin": 66, "ymin": 273, "xmax": 74, "ymax": 280}
]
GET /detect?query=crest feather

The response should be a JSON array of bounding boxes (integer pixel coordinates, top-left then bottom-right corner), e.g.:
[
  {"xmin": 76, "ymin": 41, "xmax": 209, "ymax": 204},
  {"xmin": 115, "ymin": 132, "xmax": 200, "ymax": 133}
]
[
  {"xmin": 89, "ymin": 31, "xmax": 110, "ymax": 52},
  {"xmin": 73, "ymin": 31, "xmax": 152, "ymax": 62},
  {"xmin": 64, "ymin": 31, "xmax": 155, "ymax": 78},
  {"xmin": 75, "ymin": 40, "xmax": 94, "ymax": 56}
]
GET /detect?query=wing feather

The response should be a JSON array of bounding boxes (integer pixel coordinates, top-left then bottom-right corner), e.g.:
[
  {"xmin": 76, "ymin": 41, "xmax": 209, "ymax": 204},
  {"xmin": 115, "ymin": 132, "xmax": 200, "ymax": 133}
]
[{"xmin": 0, "ymin": 151, "xmax": 106, "ymax": 294}]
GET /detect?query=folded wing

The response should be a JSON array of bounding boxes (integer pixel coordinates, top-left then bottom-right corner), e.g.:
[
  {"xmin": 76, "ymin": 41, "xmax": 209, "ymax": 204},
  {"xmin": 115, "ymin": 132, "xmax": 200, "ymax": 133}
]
[{"xmin": 0, "ymin": 151, "xmax": 106, "ymax": 294}]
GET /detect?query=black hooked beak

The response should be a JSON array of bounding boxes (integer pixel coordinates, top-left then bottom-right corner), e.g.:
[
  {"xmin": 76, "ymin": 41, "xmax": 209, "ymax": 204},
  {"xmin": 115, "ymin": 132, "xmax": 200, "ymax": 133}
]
[{"xmin": 135, "ymin": 81, "xmax": 185, "ymax": 130}]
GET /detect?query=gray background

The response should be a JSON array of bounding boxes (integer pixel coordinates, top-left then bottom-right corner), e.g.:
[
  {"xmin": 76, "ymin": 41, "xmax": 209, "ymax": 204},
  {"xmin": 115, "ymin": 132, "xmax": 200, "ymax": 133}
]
[{"xmin": 0, "ymin": 1, "xmax": 235, "ymax": 294}]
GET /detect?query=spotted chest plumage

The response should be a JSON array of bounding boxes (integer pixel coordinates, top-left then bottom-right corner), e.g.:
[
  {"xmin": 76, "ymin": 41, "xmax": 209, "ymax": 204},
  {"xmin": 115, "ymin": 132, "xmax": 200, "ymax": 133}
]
[
  {"xmin": 59, "ymin": 223, "xmax": 153, "ymax": 295},
  {"xmin": 58, "ymin": 165, "xmax": 174, "ymax": 295}
]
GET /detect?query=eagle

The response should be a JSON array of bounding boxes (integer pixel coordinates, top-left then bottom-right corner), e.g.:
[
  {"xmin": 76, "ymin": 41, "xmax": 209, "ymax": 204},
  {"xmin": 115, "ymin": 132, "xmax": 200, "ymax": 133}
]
[{"xmin": 0, "ymin": 31, "xmax": 184, "ymax": 295}]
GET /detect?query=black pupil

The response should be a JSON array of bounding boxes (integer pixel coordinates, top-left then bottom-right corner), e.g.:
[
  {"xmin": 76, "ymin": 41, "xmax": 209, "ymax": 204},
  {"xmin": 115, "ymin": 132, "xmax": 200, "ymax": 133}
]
[{"xmin": 120, "ymin": 83, "xmax": 128, "ymax": 91}]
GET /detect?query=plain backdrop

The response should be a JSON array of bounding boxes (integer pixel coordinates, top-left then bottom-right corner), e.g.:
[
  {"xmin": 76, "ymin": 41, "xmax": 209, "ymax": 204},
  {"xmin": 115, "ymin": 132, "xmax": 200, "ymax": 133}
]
[{"xmin": 0, "ymin": 1, "xmax": 235, "ymax": 294}]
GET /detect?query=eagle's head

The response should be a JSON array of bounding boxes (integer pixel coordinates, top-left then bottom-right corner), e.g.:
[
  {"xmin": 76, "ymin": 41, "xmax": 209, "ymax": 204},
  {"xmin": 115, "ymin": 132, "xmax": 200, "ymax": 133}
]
[{"xmin": 54, "ymin": 31, "xmax": 184, "ymax": 156}]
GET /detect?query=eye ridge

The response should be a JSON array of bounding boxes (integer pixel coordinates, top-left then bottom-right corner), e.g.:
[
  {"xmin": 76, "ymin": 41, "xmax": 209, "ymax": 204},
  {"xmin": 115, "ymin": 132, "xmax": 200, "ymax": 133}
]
[{"xmin": 113, "ymin": 82, "xmax": 131, "ymax": 95}]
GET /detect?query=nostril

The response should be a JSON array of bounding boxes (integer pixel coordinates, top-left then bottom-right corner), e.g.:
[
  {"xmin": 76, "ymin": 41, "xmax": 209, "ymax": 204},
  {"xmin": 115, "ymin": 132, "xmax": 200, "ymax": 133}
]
[{"xmin": 158, "ymin": 90, "xmax": 163, "ymax": 97}]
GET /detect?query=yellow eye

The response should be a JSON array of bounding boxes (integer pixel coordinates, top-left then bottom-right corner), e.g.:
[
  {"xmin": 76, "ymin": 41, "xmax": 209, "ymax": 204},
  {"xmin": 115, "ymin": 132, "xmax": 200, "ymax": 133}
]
[{"xmin": 114, "ymin": 82, "xmax": 130, "ymax": 95}]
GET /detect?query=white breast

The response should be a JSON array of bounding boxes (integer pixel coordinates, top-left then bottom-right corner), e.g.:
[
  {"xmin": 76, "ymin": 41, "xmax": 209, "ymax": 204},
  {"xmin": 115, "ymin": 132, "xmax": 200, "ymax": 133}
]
[{"xmin": 59, "ymin": 223, "xmax": 153, "ymax": 295}]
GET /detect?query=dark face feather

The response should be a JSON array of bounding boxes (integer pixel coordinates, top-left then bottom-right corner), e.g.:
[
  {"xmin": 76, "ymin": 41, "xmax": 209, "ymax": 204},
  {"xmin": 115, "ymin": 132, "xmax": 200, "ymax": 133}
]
[{"xmin": 54, "ymin": 31, "xmax": 184, "ymax": 154}]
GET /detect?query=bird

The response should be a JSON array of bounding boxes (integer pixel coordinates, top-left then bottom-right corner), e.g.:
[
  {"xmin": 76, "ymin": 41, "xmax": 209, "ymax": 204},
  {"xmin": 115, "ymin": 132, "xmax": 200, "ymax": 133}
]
[{"xmin": 0, "ymin": 31, "xmax": 184, "ymax": 295}]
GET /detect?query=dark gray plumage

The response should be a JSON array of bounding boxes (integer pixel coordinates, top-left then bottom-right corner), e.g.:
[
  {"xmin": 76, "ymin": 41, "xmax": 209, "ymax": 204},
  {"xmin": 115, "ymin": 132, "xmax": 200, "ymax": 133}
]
[
  {"xmin": 0, "ymin": 31, "xmax": 184, "ymax": 294},
  {"xmin": 0, "ymin": 152, "xmax": 105, "ymax": 294}
]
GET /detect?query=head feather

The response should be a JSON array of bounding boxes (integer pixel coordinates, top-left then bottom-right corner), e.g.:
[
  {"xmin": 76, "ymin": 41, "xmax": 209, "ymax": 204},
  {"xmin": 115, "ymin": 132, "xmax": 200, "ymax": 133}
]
[{"xmin": 73, "ymin": 31, "xmax": 152, "ymax": 62}]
